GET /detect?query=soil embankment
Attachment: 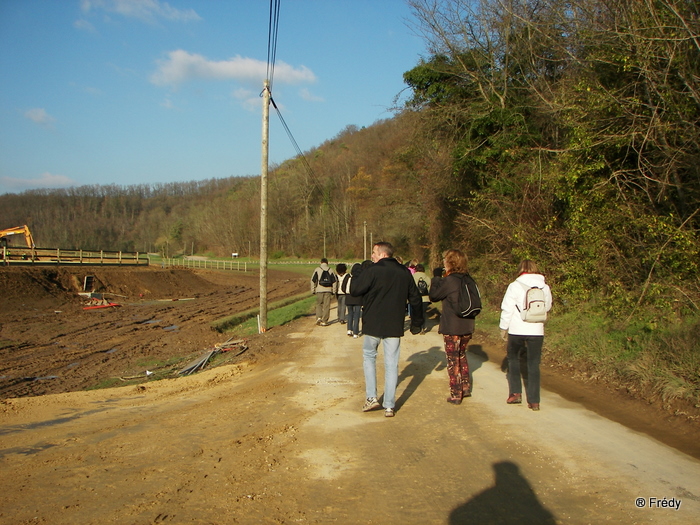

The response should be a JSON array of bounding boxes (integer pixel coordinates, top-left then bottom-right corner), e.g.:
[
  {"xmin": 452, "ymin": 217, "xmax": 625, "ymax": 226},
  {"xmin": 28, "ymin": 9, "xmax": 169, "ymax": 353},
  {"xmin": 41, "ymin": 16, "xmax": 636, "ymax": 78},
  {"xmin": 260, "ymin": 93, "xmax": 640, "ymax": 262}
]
[{"xmin": 0, "ymin": 266, "xmax": 307, "ymax": 398}]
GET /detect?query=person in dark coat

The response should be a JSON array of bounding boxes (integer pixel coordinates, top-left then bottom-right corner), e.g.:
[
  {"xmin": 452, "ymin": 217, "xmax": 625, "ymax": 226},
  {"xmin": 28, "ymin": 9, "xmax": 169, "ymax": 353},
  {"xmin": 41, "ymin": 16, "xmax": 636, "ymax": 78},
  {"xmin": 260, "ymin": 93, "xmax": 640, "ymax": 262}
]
[
  {"xmin": 350, "ymin": 242, "xmax": 423, "ymax": 417},
  {"xmin": 429, "ymin": 249, "xmax": 475, "ymax": 405}
]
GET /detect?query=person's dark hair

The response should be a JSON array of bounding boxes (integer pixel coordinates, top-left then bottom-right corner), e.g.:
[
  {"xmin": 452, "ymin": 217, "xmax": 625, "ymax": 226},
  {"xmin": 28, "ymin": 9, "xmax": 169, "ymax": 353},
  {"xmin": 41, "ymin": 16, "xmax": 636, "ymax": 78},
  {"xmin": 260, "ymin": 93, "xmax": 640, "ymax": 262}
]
[
  {"xmin": 351, "ymin": 262, "xmax": 363, "ymax": 276},
  {"xmin": 336, "ymin": 263, "xmax": 347, "ymax": 274},
  {"xmin": 517, "ymin": 259, "xmax": 539, "ymax": 275},
  {"xmin": 416, "ymin": 263, "xmax": 425, "ymax": 272},
  {"xmin": 374, "ymin": 242, "xmax": 394, "ymax": 258},
  {"xmin": 443, "ymin": 249, "xmax": 468, "ymax": 274},
  {"xmin": 321, "ymin": 258, "xmax": 328, "ymax": 264},
  {"xmin": 433, "ymin": 267, "xmax": 444, "ymax": 278},
  {"xmin": 361, "ymin": 259, "xmax": 373, "ymax": 270}
]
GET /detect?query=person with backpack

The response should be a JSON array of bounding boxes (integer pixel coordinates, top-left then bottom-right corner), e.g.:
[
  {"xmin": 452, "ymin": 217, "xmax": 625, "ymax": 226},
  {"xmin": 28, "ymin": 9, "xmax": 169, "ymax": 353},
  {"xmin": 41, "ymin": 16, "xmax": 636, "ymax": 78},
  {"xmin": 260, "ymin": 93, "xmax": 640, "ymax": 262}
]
[
  {"xmin": 428, "ymin": 249, "xmax": 478, "ymax": 405},
  {"xmin": 412, "ymin": 263, "xmax": 431, "ymax": 334},
  {"xmin": 499, "ymin": 259, "xmax": 553, "ymax": 411},
  {"xmin": 336, "ymin": 263, "xmax": 349, "ymax": 325},
  {"xmin": 311, "ymin": 258, "xmax": 337, "ymax": 326}
]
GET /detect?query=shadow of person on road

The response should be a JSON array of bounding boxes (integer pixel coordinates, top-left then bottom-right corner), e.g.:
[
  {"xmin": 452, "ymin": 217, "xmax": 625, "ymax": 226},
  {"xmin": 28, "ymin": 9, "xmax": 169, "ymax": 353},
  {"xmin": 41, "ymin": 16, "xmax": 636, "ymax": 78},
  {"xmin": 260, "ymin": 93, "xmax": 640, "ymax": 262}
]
[
  {"xmin": 467, "ymin": 344, "xmax": 487, "ymax": 374},
  {"xmin": 464, "ymin": 344, "xmax": 487, "ymax": 395},
  {"xmin": 394, "ymin": 346, "xmax": 444, "ymax": 410},
  {"xmin": 449, "ymin": 461, "xmax": 557, "ymax": 524},
  {"xmin": 394, "ymin": 344, "xmax": 492, "ymax": 410}
]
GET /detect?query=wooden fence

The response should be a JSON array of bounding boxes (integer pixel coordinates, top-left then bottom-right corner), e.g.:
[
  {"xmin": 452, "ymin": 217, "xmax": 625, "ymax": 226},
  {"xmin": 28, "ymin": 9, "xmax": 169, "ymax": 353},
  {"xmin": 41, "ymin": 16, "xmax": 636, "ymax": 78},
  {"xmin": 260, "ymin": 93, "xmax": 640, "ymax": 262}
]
[{"xmin": 1, "ymin": 247, "xmax": 149, "ymax": 266}]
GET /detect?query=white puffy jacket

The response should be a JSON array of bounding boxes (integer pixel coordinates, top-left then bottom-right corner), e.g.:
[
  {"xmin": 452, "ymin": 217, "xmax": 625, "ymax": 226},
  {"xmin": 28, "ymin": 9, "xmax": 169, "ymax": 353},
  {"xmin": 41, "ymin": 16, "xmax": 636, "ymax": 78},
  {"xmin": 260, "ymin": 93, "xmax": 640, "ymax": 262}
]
[{"xmin": 499, "ymin": 273, "xmax": 552, "ymax": 336}]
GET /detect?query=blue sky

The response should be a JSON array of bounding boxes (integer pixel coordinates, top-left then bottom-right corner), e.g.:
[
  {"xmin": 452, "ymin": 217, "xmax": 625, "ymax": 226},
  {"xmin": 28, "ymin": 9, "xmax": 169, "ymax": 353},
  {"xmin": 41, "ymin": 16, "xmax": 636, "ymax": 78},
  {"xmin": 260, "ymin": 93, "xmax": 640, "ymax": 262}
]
[{"xmin": 0, "ymin": 0, "xmax": 427, "ymax": 195}]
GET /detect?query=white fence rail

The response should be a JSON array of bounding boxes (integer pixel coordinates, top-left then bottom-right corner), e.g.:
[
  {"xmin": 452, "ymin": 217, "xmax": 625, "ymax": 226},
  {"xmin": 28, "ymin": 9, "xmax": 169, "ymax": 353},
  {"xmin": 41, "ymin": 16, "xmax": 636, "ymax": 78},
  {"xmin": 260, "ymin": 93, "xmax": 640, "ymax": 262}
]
[{"xmin": 160, "ymin": 258, "xmax": 249, "ymax": 271}]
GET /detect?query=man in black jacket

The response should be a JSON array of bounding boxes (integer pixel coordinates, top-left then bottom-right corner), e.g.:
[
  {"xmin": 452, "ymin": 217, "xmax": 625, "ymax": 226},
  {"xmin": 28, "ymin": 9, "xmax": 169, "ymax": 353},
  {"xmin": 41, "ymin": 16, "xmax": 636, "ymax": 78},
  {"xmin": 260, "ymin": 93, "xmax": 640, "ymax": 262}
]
[{"xmin": 350, "ymin": 242, "xmax": 423, "ymax": 417}]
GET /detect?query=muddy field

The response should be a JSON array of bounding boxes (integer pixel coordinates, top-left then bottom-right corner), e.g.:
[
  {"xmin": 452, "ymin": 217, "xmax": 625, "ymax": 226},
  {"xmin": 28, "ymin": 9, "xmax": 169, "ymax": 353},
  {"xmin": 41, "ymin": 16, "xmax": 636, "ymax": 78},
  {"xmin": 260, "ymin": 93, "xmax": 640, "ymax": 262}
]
[{"xmin": 0, "ymin": 265, "xmax": 308, "ymax": 399}]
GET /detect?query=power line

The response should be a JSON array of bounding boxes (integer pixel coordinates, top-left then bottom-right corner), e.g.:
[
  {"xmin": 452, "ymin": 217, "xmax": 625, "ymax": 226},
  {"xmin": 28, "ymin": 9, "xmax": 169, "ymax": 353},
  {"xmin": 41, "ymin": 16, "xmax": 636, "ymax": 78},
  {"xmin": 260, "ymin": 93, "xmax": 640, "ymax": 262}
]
[
  {"xmin": 264, "ymin": 1, "xmax": 347, "ymax": 226},
  {"xmin": 270, "ymin": 97, "xmax": 348, "ymax": 225},
  {"xmin": 266, "ymin": 0, "xmax": 281, "ymax": 90}
]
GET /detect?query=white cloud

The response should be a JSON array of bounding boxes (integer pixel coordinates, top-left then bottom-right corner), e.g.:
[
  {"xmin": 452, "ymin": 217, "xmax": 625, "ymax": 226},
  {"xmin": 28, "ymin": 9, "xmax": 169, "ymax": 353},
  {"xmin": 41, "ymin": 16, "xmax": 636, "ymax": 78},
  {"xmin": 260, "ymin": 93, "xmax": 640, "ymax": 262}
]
[
  {"xmin": 1, "ymin": 172, "xmax": 76, "ymax": 191},
  {"xmin": 74, "ymin": 18, "xmax": 97, "ymax": 33},
  {"xmin": 70, "ymin": 82, "xmax": 103, "ymax": 96},
  {"xmin": 299, "ymin": 88, "xmax": 324, "ymax": 103},
  {"xmin": 233, "ymin": 88, "xmax": 261, "ymax": 112},
  {"xmin": 81, "ymin": 0, "xmax": 201, "ymax": 23},
  {"xmin": 160, "ymin": 95, "xmax": 175, "ymax": 109},
  {"xmin": 83, "ymin": 86, "xmax": 103, "ymax": 96},
  {"xmin": 24, "ymin": 108, "xmax": 56, "ymax": 127},
  {"xmin": 150, "ymin": 50, "xmax": 316, "ymax": 87}
]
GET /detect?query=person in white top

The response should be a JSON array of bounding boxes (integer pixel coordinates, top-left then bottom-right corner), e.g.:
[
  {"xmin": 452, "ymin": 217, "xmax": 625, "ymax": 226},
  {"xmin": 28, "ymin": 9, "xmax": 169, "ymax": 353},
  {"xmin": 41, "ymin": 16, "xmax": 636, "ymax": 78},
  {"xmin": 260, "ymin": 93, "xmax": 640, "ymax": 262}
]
[{"xmin": 499, "ymin": 260, "xmax": 553, "ymax": 411}]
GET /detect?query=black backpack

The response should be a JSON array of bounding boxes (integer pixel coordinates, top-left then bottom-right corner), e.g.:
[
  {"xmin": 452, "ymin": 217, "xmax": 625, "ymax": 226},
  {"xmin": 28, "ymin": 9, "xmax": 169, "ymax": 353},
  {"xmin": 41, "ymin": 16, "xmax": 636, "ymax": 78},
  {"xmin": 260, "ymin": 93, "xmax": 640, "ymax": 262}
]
[
  {"xmin": 315, "ymin": 268, "xmax": 335, "ymax": 287},
  {"xmin": 457, "ymin": 273, "xmax": 482, "ymax": 318},
  {"xmin": 416, "ymin": 277, "xmax": 429, "ymax": 296}
]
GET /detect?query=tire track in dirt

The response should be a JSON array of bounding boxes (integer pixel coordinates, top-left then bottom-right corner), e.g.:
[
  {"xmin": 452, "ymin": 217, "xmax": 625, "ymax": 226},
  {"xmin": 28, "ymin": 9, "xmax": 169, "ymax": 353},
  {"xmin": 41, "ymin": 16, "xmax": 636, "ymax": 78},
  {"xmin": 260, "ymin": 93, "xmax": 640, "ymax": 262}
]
[{"xmin": 0, "ymin": 266, "xmax": 308, "ymax": 399}]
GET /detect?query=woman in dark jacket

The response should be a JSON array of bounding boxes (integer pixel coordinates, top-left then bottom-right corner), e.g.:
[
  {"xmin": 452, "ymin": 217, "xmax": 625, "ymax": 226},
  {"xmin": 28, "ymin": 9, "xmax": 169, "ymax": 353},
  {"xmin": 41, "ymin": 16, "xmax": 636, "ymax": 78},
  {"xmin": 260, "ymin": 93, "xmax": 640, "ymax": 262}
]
[{"xmin": 429, "ymin": 249, "xmax": 475, "ymax": 405}]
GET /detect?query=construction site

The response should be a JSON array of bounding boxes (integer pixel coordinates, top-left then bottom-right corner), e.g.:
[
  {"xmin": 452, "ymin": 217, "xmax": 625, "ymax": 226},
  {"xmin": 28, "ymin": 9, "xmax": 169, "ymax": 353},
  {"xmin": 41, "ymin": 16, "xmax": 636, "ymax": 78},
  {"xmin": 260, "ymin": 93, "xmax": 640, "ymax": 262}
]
[
  {"xmin": 0, "ymin": 264, "xmax": 308, "ymax": 398},
  {"xmin": 1, "ymin": 224, "xmax": 148, "ymax": 266}
]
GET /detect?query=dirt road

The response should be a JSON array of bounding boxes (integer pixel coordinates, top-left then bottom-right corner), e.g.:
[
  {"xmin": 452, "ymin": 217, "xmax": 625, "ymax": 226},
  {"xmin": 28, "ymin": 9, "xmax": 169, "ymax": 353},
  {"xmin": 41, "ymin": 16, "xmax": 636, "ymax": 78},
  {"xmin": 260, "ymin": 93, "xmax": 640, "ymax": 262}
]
[{"xmin": 2, "ymin": 307, "xmax": 699, "ymax": 524}]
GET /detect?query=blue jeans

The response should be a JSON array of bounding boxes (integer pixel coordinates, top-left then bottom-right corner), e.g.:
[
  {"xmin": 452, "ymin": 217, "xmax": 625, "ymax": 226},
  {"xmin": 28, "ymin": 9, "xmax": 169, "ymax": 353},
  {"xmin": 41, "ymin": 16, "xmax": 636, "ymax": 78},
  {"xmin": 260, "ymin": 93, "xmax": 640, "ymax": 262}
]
[
  {"xmin": 506, "ymin": 335, "xmax": 543, "ymax": 404},
  {"xmin": 347, "ymin": 305, "xmax": 361, "ymax": 335},
  {"xmin": 363, "ymin": 335, "xmax": 401, "ymax": 409}
]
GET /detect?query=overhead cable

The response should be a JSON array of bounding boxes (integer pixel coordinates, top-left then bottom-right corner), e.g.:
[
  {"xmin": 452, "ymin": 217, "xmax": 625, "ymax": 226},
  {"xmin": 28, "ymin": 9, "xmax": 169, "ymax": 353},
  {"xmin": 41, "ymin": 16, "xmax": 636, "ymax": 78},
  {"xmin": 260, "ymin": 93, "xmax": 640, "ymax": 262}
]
[
  {"xmin": 264, "ymin": 1, "xmax": 347, "ymax": 225},
  {"xmin": 270, "ymin": 97, "xmax": 348, "ymax": 224},
  {"xmin": 266, "ymin": 0, "xmax": 281, "ymax": 90}
]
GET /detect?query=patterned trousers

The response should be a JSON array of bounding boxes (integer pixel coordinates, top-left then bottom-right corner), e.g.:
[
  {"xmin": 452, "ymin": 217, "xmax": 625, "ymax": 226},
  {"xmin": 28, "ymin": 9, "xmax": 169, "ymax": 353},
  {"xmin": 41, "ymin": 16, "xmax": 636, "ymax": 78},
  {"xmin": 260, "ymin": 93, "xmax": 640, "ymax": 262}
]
[{"xmin": 443, "ymin": 334, "xmax": 472, "ymax": 399}]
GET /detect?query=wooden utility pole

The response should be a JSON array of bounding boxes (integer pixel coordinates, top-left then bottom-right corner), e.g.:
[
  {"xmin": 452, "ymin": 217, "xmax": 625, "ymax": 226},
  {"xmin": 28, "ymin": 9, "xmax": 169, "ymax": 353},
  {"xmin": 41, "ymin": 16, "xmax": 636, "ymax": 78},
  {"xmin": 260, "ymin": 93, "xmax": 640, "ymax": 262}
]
[
  {"xmin": 363, "ymin": 221, "xmax": 367, "ymax": 261},
  {"xmin": 259, "ymin": 80, "xmax": 270, "ymax": 332}
]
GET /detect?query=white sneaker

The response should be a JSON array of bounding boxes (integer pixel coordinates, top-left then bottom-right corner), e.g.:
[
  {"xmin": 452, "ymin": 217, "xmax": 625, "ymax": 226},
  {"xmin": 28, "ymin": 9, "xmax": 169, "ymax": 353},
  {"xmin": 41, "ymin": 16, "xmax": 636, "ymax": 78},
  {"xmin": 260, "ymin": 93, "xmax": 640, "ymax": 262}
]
[
  {"xmin": 362, "ymin": 397, "xmax": 381, "ymax": 412},
  {"xmin": 347, "ymin": 330, "xmax": 352, "ymax": 336},
  {"xmin": 353, "ymin": 334, "xmax": 358, "ymax": 339}
]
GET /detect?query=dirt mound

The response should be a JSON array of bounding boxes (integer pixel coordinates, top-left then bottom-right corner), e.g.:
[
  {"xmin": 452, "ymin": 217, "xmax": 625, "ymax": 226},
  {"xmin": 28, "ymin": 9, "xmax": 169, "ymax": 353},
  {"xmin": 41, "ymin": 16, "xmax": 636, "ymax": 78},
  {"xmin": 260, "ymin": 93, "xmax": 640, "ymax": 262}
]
[
  {"xmin": 0, "ymin": 266, "xmax": 308, "ymax": 399},
  {"xmin": 0, "ymin": 266, "xmax": 226, "ymax": 306}
]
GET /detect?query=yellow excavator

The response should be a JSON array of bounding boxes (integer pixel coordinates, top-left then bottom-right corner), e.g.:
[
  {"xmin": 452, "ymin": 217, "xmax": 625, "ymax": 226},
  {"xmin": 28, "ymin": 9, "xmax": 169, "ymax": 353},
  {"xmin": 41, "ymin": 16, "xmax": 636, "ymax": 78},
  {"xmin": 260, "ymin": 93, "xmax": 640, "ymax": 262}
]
[{"xmin": 0, "ymin": 225, "xmax": 36, "ymax": 249}]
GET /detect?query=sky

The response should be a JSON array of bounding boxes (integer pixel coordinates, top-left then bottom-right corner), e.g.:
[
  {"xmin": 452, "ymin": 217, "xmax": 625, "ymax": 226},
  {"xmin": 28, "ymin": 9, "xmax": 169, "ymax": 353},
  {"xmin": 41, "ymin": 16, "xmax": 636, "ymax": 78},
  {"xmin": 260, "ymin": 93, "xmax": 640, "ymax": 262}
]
[{"xmin": 0, "ymin": 0, "xmax": 428, "ymax": 196}]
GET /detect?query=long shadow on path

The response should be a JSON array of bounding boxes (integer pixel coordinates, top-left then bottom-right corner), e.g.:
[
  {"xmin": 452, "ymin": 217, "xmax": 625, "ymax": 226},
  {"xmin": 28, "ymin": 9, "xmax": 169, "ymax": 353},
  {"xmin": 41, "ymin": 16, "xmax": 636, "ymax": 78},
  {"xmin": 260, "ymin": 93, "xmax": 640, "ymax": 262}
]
[
  {"xmin": 395, "ymin": 344, "xmax": 491, "ymax": 410},
  {"xmin": 395, "ymin": 346, "xmax": 444, "ymax": 410}
]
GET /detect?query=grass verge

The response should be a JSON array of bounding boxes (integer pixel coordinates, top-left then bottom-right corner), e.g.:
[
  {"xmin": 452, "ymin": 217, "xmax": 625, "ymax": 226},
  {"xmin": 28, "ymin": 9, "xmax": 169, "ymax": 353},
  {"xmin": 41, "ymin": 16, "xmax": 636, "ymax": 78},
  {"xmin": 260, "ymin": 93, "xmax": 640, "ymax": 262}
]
[
  {"xmin": 545, "ymin": 308, "xmax": 700, "ymax": 406},
  {"xmin": 211, "ymin": 293, "xmax": 315, "ymax": 335}
]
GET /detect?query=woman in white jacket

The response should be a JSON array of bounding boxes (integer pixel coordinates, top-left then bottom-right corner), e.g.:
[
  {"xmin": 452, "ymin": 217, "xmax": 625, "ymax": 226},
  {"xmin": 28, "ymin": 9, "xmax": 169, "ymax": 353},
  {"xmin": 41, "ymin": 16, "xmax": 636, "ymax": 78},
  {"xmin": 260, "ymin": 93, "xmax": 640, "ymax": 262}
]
[{"xmin": 499, "ymin": 260, "xmax": 552, "ymax": 411}]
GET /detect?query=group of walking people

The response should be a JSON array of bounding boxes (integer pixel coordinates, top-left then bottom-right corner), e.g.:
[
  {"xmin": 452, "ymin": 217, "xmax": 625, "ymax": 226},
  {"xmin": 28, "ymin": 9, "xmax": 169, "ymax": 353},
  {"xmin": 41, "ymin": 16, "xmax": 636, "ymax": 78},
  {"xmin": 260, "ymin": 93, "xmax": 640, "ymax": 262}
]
[{"xmin": 310, "ymin": 244, "xmax": 552, "ymax": 417}]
